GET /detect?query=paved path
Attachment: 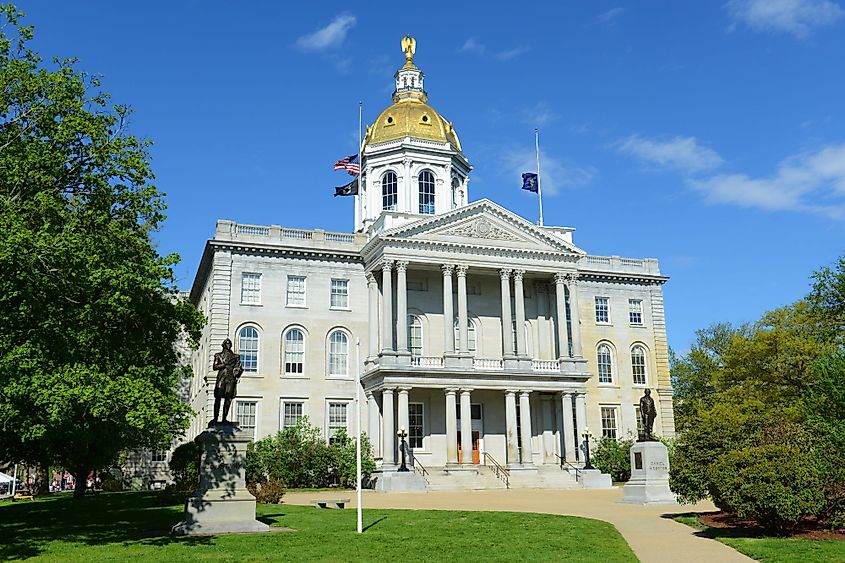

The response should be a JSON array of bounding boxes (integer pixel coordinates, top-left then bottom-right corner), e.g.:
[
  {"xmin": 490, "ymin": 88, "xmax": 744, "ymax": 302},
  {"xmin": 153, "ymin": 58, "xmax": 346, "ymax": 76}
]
[{"xmin": 285, "ymin": 488, "xmax": 753, "ymax": 563}]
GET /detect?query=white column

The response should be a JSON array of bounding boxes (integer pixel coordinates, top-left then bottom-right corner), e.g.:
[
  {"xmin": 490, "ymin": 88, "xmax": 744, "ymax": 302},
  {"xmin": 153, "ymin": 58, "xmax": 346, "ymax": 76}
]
[
  {"xmin": 566, "ymin": 273, "xmax": 583, "ymax": 357},
  {"xmin": 397, "ymin": 387, "xmax": 410, "ymax": 436},
  {"xmin": 500, "ymin": 269, "xmax": 514, "ymax": 357},
  {"xmin": 367, "ymin": 273, "xmax": 379, "ymax": 358},
  {"xmin": 459, "ymin": 389, "xmax": 473, "ymax": 464},
  {"xmin": 456, "ymin": 265, "xmax": 469, "ymax": 355},
  {"xmin": 396, "ymin": 261, "xmax": 409, "ymax": 354},
  {"xmin": 382, "ymin": 388, "xmax": 395, "ymax": 465},
  {"xmin": 442, "ymin": 265, "xmax": 454, "ymax": 354},
  {"xmin": 519, "ymin": 391, "xmax": 534, "ymax": 466},
  {"xmin": 575, "ymin": 392, "xmax": 587, "ymax": 463},
  {"xmin": 513, "ymin": 269, "xmax": 527, "ymax": 357},
  {"xmin": 381, "ymin": 259, "xmax": 394, "ymax": 354},
  {"xmin": 367, "ymin": 392, "xmax": 381, "ymax": 457},
  {"xmin": 445, "ymin": 389, "xmax": 458, "ymax": 465},
  {"xmin": 505, "ymin": 390, "xmax": 519, "ymax": 465},
  {"xmin": 554, "ymin": 273, "xmax": 570, "ymax": 359},
  {"xmin": 561, "ymin": 393, "xmax": 576, "ymax": 463}
]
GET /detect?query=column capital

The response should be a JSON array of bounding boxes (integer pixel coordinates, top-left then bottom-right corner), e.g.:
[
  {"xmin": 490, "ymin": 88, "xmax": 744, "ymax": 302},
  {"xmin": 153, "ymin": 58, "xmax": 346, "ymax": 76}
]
[
  {"xmin": 366, "ymin": 391, "xmax": 375, "ymax": 399},
  {"xmin": 455, "ymin": 264, "xmax": 468, "ymax": 277},
  {"xmin": 565, "ymin": 272, "xmax": 580, "ymax": 284},
  {"xmin": 499, "ymin": 268, "xmax": 512, "ymax": 280},
  {"xmin": 382, "ymin": 258, "xmax": 394, "ymax": 270},
  {"xmin": 505, "ymin": 389, "xmax": 518, "ymax": 396},
  {"xmin": 396, "ymin": 260, "xmax": 409, "ymax": 272},
  {"xmin": 366, "ymin": 272, "xmax": 377, "ymax": 285},
  {"xmin": 397, "ymin": 386, "xmax": 411, "ymax": 394},
  {"xmin": 518, "ymin": 390, "xmax": 532, "ymax": 397},
  {"xmin": 382, "ymin": 386, "xmax": 396, "ymax": 394},
  {"xmin": 459, "ymin": 388, "xmax": 474, "ymax": 394},
  {"xmin": 445, "ymin": 387, "xmax": 459, "ymax": 396},
  {"xmin": 441, "ymin": 264, "xmax": 454, "ymax": 276},
  {"xmin": 554, "ymin": 272, "xmax": 568, "ymax": 285},
  {"xmin": 512, "ymin": 269, "xmax": 525, "ymax": 282}
]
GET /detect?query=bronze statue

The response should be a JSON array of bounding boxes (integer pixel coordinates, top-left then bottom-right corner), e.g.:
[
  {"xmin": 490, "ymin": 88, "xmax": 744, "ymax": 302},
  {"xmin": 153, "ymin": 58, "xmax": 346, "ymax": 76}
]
[
  {"xmin": 211, "ymin": 338, "xmax": 243, "ymax": 425},
  {"xmin": 639, "ymin": 389, "xmax": 658, "ymax": 441}
]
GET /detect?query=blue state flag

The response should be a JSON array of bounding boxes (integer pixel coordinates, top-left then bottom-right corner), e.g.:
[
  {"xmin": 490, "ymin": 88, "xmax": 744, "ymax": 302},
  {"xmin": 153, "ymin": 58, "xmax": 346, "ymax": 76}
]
[{"xmin": 522, "ymin": 172, "xmax": 539, "ymax": 193}]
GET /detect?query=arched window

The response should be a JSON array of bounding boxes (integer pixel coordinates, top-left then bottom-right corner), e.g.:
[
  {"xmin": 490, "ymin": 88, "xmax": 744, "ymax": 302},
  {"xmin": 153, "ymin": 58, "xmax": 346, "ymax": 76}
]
[
  {"xmin": 238, "ymin": 326, "xmax": 259, "ymax": 372},
  {"xmin": 382, "ymin": 171, "xmax": 398, "ymax": 211},
  {"xmin": 418, "ymin": 170, "xmax": 435, "ymax": 214},
  {"xmin": 328, "ymin": 331, "xmax": 349, "ymax": 376},
  {"xmin": 451, "ymin": 177, "xmax": 459, "ymax": 209},
  {"xmin": 284, "ymin": 328, "xmax": 305, "ymax": 374},
  {"xmin": 408, "ymin": 315, "xmax": 423, "ymax": 357},
  {"xmin": 597, "ymin": 343, "xmax": 613, "ymax": 384},
  {"xmin": 631, "ymin": 345, "xmax": 647, "ymax": 386},
  {"xmin": 453, "ymin": 318, "xmax": 477, "ymax": 355}
]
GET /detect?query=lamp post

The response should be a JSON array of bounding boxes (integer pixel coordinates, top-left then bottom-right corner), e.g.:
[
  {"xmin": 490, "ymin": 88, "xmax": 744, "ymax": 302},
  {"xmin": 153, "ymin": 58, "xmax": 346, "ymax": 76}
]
[
  {"xmin": 397, "ymin": 426, "xmax": 409, "ymax": 472},
  {"xmin": 582, "ymin": 427, "xmax": 595, "ymax": 470}
]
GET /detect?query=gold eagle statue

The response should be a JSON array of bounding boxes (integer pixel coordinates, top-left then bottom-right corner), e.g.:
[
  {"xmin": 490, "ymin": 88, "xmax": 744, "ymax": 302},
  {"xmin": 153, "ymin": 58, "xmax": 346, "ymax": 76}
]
[{"xmin": 401, "ymin": 35, "xmax": 416, "ymax": 64}]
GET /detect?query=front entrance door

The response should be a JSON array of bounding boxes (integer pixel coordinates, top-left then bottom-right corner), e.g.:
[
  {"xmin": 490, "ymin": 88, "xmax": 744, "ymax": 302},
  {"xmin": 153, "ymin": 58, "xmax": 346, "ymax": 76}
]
[
  {"xmin": 457, "ymin": 431, "xmax": 481, "ymax": 464},
  {"xmin": 456, "ymin": 404, "xmax": 483, "ymax": 464}
]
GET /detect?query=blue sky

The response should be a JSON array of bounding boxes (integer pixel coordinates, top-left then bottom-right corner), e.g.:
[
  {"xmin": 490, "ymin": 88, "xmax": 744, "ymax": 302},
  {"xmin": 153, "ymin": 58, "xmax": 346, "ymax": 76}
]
[{"xmin": 21, "ymin": 1, "xmax": 845, "ymax": 352}]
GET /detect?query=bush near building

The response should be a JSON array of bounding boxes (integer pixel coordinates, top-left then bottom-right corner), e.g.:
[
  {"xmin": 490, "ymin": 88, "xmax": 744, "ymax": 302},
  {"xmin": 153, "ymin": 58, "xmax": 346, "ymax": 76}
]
[{"xmin": 592, "ymin": 437, "xmax": 634, "ymax": 482}]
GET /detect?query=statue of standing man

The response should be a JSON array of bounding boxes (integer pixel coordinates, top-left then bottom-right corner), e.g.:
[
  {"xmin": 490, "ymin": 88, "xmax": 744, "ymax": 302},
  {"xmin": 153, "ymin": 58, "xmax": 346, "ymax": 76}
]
[
  {"xmin": 639, "ymin": 389, "xmax": 658, "ymax": 441},
  {"xmin": 211, "ymin": 338, "xmax": 243, "ymax": 425}
]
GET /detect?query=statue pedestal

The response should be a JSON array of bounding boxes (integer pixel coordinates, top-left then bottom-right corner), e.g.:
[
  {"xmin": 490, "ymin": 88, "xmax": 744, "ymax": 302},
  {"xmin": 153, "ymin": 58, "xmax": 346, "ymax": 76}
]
[
  {"xmin": 620, "ymin": 441, "xmax": 676, "ymax": 504},
  {"xmin": 172, "ymin": 424, "xmax": 269, "ymax": 535}
]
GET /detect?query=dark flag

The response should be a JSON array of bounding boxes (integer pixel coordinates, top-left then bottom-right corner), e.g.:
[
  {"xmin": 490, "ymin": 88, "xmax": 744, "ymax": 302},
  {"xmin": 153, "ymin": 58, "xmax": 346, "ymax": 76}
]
[
  {"xmin": 334, "ymin": 177, "xmax": 359, "ymax": 197},
  {"xmin": 522, "ymin": 172, "xmax": 539, "ymax": 193}
]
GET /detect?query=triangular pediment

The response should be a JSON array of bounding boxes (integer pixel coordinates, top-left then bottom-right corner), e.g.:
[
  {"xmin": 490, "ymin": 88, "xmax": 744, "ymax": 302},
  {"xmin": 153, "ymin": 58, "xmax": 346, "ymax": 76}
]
[{"xmin": 377, "ymin": 199, "xmax": 585, "ymax": 255}]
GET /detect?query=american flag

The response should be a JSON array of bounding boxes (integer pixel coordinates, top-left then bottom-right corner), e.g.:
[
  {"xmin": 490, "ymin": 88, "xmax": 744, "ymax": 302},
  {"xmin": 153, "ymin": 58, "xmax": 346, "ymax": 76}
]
[{"xmin": 333, "ymin": 153, "xmax": 360, "ymax": 175}]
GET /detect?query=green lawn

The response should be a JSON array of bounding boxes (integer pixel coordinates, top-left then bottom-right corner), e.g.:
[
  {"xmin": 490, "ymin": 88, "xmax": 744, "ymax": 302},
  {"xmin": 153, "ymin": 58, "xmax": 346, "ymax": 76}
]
[
  {"xmin": 0, "ymin": 492, "xmax": 636, "ymax": 562},
  {"xmin": 673, "ymin": 514, "xmax": 845, "ymax": 563}
]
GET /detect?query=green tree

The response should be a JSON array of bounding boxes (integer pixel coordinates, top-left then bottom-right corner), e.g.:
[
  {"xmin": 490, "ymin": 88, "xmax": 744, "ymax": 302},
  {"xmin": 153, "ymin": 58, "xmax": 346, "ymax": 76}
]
[{"xmin": 0, "ymin": 5, "xmax": 203, "ymax": 498}]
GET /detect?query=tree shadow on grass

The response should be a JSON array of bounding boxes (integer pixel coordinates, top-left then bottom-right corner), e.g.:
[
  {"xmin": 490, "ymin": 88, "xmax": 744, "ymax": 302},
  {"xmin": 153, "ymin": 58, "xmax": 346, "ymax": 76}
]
[
  {"xmin": 663, "ymin": 511, "xmax": 766, "ymax": 540},
  {"xmin": 0, "ymin": 492, "xmax": 192, "ymax": 560}
]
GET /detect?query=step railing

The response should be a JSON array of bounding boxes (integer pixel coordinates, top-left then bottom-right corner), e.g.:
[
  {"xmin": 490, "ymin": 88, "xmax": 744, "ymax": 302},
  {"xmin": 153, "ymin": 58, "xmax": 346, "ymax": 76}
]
[
  {"xmin": 555, "ymin": 453, "xmax": 582, "ymax": 482},
  {"xmin": 413, "ymin": 458, "xmax": 430, "ymax": 484},
  {"xmin": 482, "ymin": 452, "xmax": 510, "ymax": 489}
]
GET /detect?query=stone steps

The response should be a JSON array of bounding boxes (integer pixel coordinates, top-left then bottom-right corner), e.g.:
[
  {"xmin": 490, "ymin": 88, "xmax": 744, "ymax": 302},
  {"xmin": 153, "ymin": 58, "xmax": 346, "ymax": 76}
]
[{"xmin": 416, "ymin": 464, "xmax": 580, "ymax": 491}]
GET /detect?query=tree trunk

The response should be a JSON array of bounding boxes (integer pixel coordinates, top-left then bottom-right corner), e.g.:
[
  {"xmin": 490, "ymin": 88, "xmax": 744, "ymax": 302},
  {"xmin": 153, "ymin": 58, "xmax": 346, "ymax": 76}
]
[
  {"xmin": 34, "ymin": 464, "xmax": 51, "ymax": 496},
  {"xmin": 72, "ymin": 467, "xmax": 89, "ymax": 499}
]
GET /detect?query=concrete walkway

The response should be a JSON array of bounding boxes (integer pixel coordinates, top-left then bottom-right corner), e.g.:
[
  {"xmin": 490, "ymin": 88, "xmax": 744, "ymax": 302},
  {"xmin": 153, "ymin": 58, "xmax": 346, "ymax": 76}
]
[{"xmin": 285, "ymin": 488, "xmax": 754, "ymax": 563}]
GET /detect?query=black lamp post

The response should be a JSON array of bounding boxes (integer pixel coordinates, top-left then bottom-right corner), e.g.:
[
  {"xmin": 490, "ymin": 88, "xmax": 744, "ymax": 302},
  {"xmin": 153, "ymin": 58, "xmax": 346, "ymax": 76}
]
[
  {"xmin": 397, "ymin": 427, "xmax": 409, "ymax": 472},
  {"xmin": 582, "ymin": 427, "xmax": 595, "ymax": 470}
]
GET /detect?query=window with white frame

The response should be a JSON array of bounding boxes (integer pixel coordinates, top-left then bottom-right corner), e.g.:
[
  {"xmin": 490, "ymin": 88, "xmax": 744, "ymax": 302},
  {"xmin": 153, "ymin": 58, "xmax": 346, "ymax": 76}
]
[
  {"xmin": 382, "ymin": 171, "xmax": 398, "ymax": 211},
  {"xmin": 600, "ymin": 406, "xmax": 618, "ymax": 439},
  {"xmin": 597, "ymin": 343, "xmax": 613, "ymax": 384},
  {"xmin": 284, "ymin": 328, "xmax": 305, "ymax": 374},
  {"xmin": 327, "ymin": 402, "xmax": 348, "ymax": 442},
  {"xmin": 286, "ymin": 276, "xmax": 306, "ymax": 306},
  {"xmin": 418, "ymin": 170, "xmax": 435, "ymax": 214},
  {"xmin": 151, "ymin": 450, "xmax": 167, "ymax": 463},
  {"xmin": 330, "ymin": 279, "xmax": 349, "ymax": 308},
  {"xmin": 281, "ymin": 401, "xmax": 304, "ymax": 428},
  {"xmin": 328, "ymin": 331, "xmax": 349, "ymax": 376},
  {"xmin": 409, "ymin": 403, "xmax": 424, "ymax": 448},
  {"xmin": 629, "ymin": 299, "xmax": 643, "ymax": 325},
  {"xmin": 631, "ymin": 345, "xmax": 647, "ymax": 386},
  {"xmin": 237, "ymin": 401, "xmax": 257, "ymax": 438},
  {"xmin": 635, "ymin": 405, "xmax": 643, "ymax": 434},
  {"xmin": 241, "ymin": 273, "xmax": 261, "ymax": 304},
  {"xmin": 595, "ymin": 296, "xmax": 610, "ymax": 324},
  {"xmin": 453, "ymin": 318, "xmax": 477, "ymax": 355},
  {"xmin": 237, "ymin": 326, "xmax": 259, "ymax": 372},
  {"xmin": 408, "ymin": 315, "xmax": 423, "ymax": 357}
]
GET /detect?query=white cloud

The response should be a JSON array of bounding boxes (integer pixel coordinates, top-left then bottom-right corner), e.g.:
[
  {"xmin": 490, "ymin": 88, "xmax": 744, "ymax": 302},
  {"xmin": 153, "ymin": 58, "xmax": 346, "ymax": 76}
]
[
  {"xmin": 459, "ymin": 38, "xmax": 531, "ymax": 61},
  {"xmin": 460, "ymin": 37, "xmax": 486, "ymax": 55},
  {"xmin": 520, "ymin": 102, "xmax": 559, "ymax": 127},
  {"xmin": 688, "ymin": 143, "xmax": 845, "ymax": 219},
  {"xmin": 296, "ymin": 14, "xmax": 357, "ymax": 51},
  {"xmin": 494, "ymin": 46, "xmax": 532, "ymax": 61},
  {"xmin": 617, "ymin": 135, "xmax": 724, "ymax": 173},
  {"xmin": 503, "ymin": 148, "xmax": 596, "ymax": 196},
  {"xmin": 725, "ymin": 0, "xmax": 844, "ymax": 38},
  {"xmin": 598, "ymin": 7, "xmax": 625, "ymax": 23}
]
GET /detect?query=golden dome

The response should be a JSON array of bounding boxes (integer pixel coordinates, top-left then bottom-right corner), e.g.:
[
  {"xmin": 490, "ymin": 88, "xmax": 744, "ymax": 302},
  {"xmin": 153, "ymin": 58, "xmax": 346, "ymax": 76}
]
[{"xmin": 366, "ymin": 99, "xmax": 462, "ymax": 151}]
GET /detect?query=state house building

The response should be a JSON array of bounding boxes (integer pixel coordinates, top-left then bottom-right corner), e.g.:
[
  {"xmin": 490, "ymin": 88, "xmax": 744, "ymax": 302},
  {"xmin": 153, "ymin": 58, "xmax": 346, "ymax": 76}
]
[{"xmin": 185, "ymin": 39, "xmax": 676, "ymax": 489}]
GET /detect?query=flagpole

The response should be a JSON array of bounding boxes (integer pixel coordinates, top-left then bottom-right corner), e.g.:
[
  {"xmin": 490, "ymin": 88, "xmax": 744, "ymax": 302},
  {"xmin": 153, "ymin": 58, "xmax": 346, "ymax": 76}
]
[
  {"xmin": 355, "ymin": 338, "xmax": 363, "ymax": 533},
  {"xmin": 535, "ymin": 128, "xmax": 544, "ymax": 226},
  {"xmin": 357, "ymin": 101, "xmax": 363, "ymax": 231}
]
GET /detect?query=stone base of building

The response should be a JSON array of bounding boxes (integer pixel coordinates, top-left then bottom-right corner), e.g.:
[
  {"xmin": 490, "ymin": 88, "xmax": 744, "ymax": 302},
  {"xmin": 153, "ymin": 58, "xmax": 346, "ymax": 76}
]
[
  {"xmin": 372, "ymin": 469, "xmax": 427, "ymax": 492},
  {"xmin": 172, "ymin": 424, "xmax": 269, "ymax": 535},
  {"xmin": 619, "ymin": 441, "xmax": 676, "ymax": 504},
  {"xmin": 580, "ymin": 468, "xmax": 613, "ymax": 489}
]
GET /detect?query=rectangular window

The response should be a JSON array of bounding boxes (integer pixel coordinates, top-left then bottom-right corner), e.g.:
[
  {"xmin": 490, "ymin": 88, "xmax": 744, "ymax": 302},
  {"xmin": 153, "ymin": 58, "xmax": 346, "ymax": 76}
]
[
  {"xmin": 629, "ymin": 299, "xmax": 643, "ymax": 325},
  {"xmin": 595, "ymin": 297, "xmax": 610, "ymax": 324},
  {"xmin": 409, "ymin": 403, "xmax": 424, "ymax": 449},
  {"xmin": 286, "ymin": 276, "xmax": 306, "ymax": 307},
  {"xmin": 282, "ymin": 401, "xmax": 304, "ymax": 429},
  {"xmin": 330, "ymin": 279, "xmax": 349, "ymax": 308},
  {"xmin": 635, "ymin": 405, "xmax": 643, "ymax": 435},
  {"xmin": 237, "ymin": 401, "xmax": 257, "ymax": 438},
  {"xmin": 601, "ymin": 406, "xmax": 618, "ymax": 440},
  {"xmin": 241, "ymin": 273, "xmax": 261, "ymax": 304},
  {"xmin": 151, "ymin": 449, "xmax": 167, "ymax": 463},
  {"xmin": 328, "ymin": 402, "xmax": 348, "ymax": 442}
]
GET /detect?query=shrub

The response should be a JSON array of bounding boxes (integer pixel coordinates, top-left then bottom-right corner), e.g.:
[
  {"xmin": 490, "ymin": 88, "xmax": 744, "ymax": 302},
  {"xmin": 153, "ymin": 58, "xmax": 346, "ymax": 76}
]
[
  {"xmin": 248, "ymin": 480, "xmax": 285, "ymax": 504},
  {"xmin": 329, "ymin": 428, "xmax": 377, "ymax": 488},
  {"xmin": 168, "ymin": 441, "xmax": 200, "ymax": 491},
  {"xmin": 592, "ymin": 436, "xmax": 634, "ymax": 482},
  {"xmin": 101, "ymin": 477, "xmax": 123, "ymax": 492},
  {"xmin": 710, "ymin": 443, "xmax": 825, "ymax": 535}
]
